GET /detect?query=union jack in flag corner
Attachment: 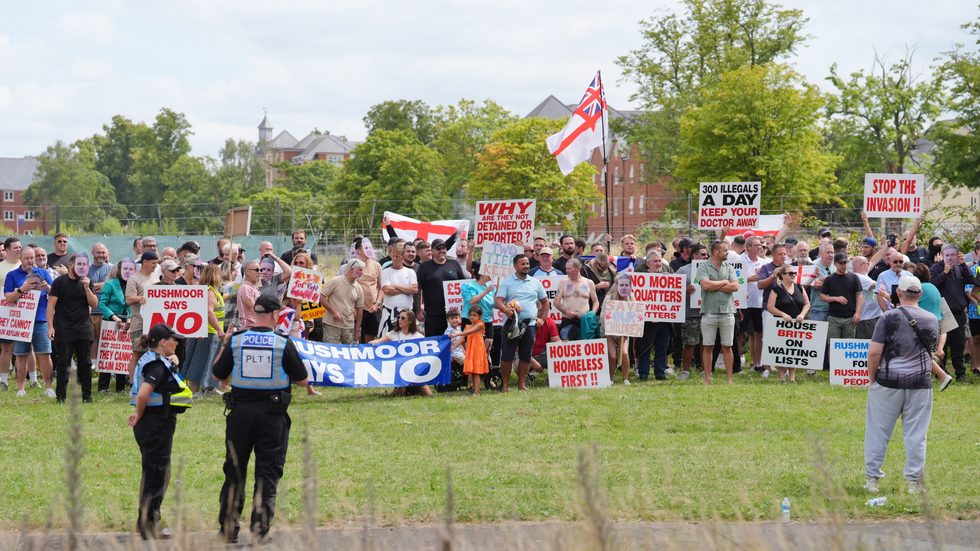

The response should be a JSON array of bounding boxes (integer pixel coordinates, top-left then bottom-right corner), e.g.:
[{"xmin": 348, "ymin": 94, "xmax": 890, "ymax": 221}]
[{"xmin": 546, "ymin": 72, "xmax": 609, "ymax": 176}]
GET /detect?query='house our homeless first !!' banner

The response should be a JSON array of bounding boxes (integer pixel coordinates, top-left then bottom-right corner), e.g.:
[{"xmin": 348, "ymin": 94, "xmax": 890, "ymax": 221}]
[{"xmin": 295, "ymin": 335, "xmax": 452, "ymax": 387}]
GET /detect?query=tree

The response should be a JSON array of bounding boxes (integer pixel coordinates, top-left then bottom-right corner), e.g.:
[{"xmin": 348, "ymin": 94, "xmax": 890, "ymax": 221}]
[
  {"xmin": 363, "ymin": 100, "xmax": 437, "ymax": 146},
  {"xmin": 824, "ymin": 48, "xmax": 945, "ymax": 192},
  {"xmin": 467, "ymin": 117, "xmax": 600, "ymax": 230},
  {"xmin": 616, "ymin": 0, "xmax": 811, "ymax": 181},
  {"xmin": 675, "ymin": 63, "xmax": 840, "ymax": 211},
  {"xmin": 216, "ymin": 138, "xmax": 265, "ymax": 192},
  {"xmin": 932, "ymin": 15, "xmax": 980, "ymax": 191},
  {"xmin": 90, "ymin": 115, "xmax": 154, "ymax": 206},
  {"xmin": 432, "ymin": 99, "xmax": 519, "ymax": 197},
  {"xmin": 23, "ymin": 140, "xmax": 123, "ymax": 231},
  {"xmin": 332, "ymin": 130, "xmax": 448, "ymax": 221},
  {"xmin": 272, "ymin": 158, "xmax": 341, "ymax": 196}
]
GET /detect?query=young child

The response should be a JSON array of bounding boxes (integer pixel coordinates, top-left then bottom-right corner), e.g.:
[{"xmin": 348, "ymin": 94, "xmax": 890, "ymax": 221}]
[
  {"xmin": 445, "ymin": 309, "xmax": 466, "ymax": 371},
  {"xmin": 453, "ymin": 306, "xmax": 489, "ymax": 395}
]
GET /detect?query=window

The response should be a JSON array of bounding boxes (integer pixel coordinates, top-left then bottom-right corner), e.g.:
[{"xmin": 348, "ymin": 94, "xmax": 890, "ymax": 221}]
[
  {"xmin": 600, "ymin": 202, "xmax": 605, "ymax": 217},
  {"xmin": 639, "ymin": 195, "xmax": 644, "ymax": 214},
  {"xmin": 640, "ymin": 164, "xmax": 645, "ymax": 180},
  {"xmin": 327, "ymin": 155, "xmax": 342, "ymax": 165},
  {"xmin": 3, "ymin": 211, "xmax": 13, "ymax": 221},
  {"xmin": 23, "ymin": 211, "xmax": 34, "ymax": 221},
  {"xmin": 614, "ymin": 198, "xmax": 619, "ymax": 216},
  {"xmin": 614, "ymin": 166, "xmax": 619, "ymax": 184},
  {"xmin": 629, "ymin": 196, "xmax": 634, "ymax": 215},
  {"xmin": 3, "ymin": 191, "xmax": 12, "ymax": 202}
]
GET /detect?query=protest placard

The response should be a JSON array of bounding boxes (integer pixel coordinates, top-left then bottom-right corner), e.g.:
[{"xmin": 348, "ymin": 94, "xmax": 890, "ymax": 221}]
[
  {"xmin": 0, "ymin": 290, "xmax": 40, "ymax": 342},
  {"xmin": 143, "ymin": 285, "xmax": 209, "ymax": 338},
  {"xmin": 864, "ymin": 173, "xmax": 923, "ymax": 218},
  {"xmin": 480, "ymin": 242, "xmax": 520, "ymax": 279},
  {"xmin": 286, "ymin": 267, "xmax": 324, "ymax": 302},
  {"xmin": 796, "ymin": 265, "xmax": 820, "ymax": 286},
  {"xmin": 760, "ymin": 317, "xmax": 828, "ymax": 371},
  {"xmin": 690, "ymin": 260, "xmax": 747, "ymax": 309},
  {"xmin": 534, "ymin": 275, "xmax": 565, "ymax": 322},
  {"xmin": 443, "ymin": 279, "xmax": 474, "ymax": 313},
  {"xmin": 300, "ymin": 301, "xmax": 325, "ymax": 321},
  {"xmin": 828, "ymin": 339, "xmax": 870, "ymax": 387},
  {"xmin": 475, "ymin": 200, "xmax": 536, "ymax": 247},
  {"xmin": 603, "ymin": 301, "xmax": 644, "ymax": 337},
  {"xmin": 547, "ymin": 339, "xmax": 611, "ymax": 389},
  {"xmin": 96, "ymin": 320, "xmax": 132, "ymax": 374},
  {"xmin": 627, "ymin": 273, "xmax": 686, "ymax": 323},
  {"xmin": 296, "ymin": 335, "xmax": 451, "ymax": 387},
  {"xmin": 698, "ymin": 182, "xmax": 761, "ymax": 229}
]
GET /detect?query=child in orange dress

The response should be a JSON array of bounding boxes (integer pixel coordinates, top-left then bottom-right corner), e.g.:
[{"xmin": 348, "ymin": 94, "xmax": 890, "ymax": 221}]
[{"xmin": 453, "ymin": 306, "xmax": 489, "ymax": 395}]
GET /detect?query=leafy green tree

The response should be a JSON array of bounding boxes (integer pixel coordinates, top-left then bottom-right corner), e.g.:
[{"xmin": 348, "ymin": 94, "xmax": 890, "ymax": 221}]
[
  {"xmin": 363, "ymin": 100, "xmax": 437, "ymax": 146},
  {"xmin": 467, "ymin": 117, "xmax": 600, "ymax": 229},
  {"xmin": 23, "ymin": 140, "xmax": 123, "ymax": 231},
  {"xmin": 616, "ymin": 0, "xmax": 810, "ymax": 181},
  {"xmin": 91, "ymin": 115, "xmax": 154, "ymax": 206},
  {"xmin": 333, "ymin": 130, "xmax": 448, "ymax": 221},
  {"xmin": 932, "ymin": 16, "xmax": 980, "ymax": 191},
  {"xmin": 272, "ymin": 158, "xmax": 341, "ymax": 196},
  {"xmin": 216, "ymin": 138, "xmax": 265, "ymax": 192},
  {"xmin": 675, "ymin": 63, "xmax": 839, "ymax": 211},
  {"xmin": 432, "ymin": 99, "xmax": 518, "ymax": 197}
]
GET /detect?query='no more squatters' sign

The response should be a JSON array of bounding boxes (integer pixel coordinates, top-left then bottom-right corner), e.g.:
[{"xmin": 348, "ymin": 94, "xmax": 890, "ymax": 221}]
[
  {"xmin": 628, "ymin": 273, "xmax": 686, "ymax": 323},
  {"xmin": 698, "ymin": 182, "xmax": 761, "ymax": 229}
]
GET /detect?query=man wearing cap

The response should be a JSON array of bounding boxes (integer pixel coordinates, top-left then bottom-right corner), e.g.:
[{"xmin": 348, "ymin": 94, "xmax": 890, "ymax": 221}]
[
  {"xmin": 669, "ymin": 238, "xmax": 694, "ymax": 272},
  {"xmin": 529, "ymin": 247, "xmax": 563, "ymax": 277},
  {"xmin": 496, "ymin": 255, "xmax": 549, "ymax": 392},
  {"xmin": 212, "ymin": 295, "xmax": 309, "ymax": 543},
  {"xmin": 820, "ymin": 252, "xmax": 863, "ymax": 342},
  {"xmin": 860, "ymin": 237, "xmax": 887, "ymax": 281},
  {"xmin": 863, "ymin": 275, "xmax": 937, "ymax": 496},
  {"xmin": 417, "ymin": 238, "xmax": 465, "ymax": 337},
  {"xmin": 127, "ymin": 251, "xmax": 161, "ymax": 381},
  {"xmin": 783, "ymin": 237, "xmax": 799, "ymax": 263},
  {"xmin": 930, "ymin": 244, "xmax": 975, "ymax": 382}
]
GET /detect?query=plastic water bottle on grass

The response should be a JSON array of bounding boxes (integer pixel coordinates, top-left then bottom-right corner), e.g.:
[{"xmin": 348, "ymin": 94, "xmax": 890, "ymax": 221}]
[
  {"xmin": 865, "ymin": 497, "xmax": 888, "ymax": 506},
  {"xmin": 780, "ymin": 498, "xmax": 790, "ymax": 522}
]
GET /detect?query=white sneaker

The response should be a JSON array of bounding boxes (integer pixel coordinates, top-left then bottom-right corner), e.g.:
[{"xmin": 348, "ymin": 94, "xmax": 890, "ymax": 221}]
[
  {"xmin": 623, "ymin": 380, "xmax": 631, "ymax": 386},
  {"xmin": 192, "ymin": 392, "xmax": 204, "ymax": 400},
  {"xmin": 864, "ymin": 478, "xmax": 879, "ymax": 492},
  {"xmin": 44, "ymin": 388, "xmax": 55, "ymax": 398},
  {"xmin": 806, "ymin": 370, "xmax": 816, "ymax": 377},
  {"xmin": 16, "ymin": 390, "xmax": 26, "ymax": 397},
  {"xmin": 761, "ymin": 369, "xmax": 771, "ymax": 378},
  {"xmin": 664, "ymin": 368, "xmax": 676, "ymax": 377},
  {"xmin": 679, "ymin": 371, "xmax": 690, "ymax": 381},
  {"xmin": 908, "ymin": 481, "xmax": 924, "ymax": 494},
  {"xmin": 939, "ymin": 374, "xmax": 953, "ymax": 391},
  {"xmin": 714, "ymin": 357, "xmax": 725, "ymax": 369},
  {"xmin": 203, "ymin": 388, "xmax": 224, "ymax": 397}
]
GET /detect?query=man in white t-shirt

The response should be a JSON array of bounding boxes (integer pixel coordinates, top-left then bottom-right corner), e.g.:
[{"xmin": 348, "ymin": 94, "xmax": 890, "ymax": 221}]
[
  {"xmin": 380, "ymin": 242, "xmax": 418, "ymax": 334},
  {"xmin": 740, "ymin": 236, "xmax": 769, "ymax": 373},
  {"xmin": 851, "ymin": 256, "xmax": 882, "ymax": 339}
]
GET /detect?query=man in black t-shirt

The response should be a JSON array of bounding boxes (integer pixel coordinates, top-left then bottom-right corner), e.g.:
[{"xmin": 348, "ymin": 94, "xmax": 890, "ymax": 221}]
[
  {"xmin": 280, "ymin": 231, "xmax": 318, "ymax": 266},
  {"xmin": 820, "ymin": 252, "xmax": 863, "ymax": 341},
  {"xmin": 416, "ymin": 238, "xmax": 465, "ymax": 337},
  {"xmin": 47, "ymin": 252, "xmax": 99, "ymax": 403}
]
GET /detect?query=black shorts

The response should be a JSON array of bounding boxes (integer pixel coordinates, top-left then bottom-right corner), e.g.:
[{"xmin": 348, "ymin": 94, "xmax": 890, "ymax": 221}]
[
  {"xmin": 501, "ymin": 323, "xmax": 537, "ymax": 363},
  {"xmin": 970, "ymin": 318, "xmax": 980, "ymax": 336},
  {"xmin": 742, "ymin": 308, "xmax": 763, "ymax": 334},
  {"xmin": 361, "ymin": 308, "xmax": 381, "ymax": 336}
]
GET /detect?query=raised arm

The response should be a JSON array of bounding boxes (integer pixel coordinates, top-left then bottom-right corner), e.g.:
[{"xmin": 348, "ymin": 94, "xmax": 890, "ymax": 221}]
[{"xmin": 900, "ymin": 216, "xmax": 923, "ymax": 256}]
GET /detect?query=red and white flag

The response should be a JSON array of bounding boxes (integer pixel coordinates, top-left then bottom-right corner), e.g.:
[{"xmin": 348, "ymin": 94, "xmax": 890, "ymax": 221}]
[
  {"xmin": 382, "ymin": 211, "xmax": 469, "ymax": 257},
  {"xmin": 546, "ymin": 72, "xmax": 609, "ymax": 176}
]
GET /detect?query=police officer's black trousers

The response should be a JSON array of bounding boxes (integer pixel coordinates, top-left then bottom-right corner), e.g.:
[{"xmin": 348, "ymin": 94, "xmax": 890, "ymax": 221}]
[
  {"xmin": 133, "ymin": 410, "xmax": 176, "ymax": 537},
  {"xmin": 218, "ymin": 403, "xmax": 290, "ymax": 538}
]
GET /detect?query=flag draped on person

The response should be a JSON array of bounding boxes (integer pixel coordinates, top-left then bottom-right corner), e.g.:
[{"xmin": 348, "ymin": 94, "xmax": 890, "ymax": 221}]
[{"xmin": 546, "ymin": 72, "xmax": 609, "ymax": 176}]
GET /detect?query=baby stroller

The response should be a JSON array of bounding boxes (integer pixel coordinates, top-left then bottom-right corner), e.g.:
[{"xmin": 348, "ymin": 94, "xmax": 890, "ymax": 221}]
[{"xmin": 436, "ymin": 351, "xmax": 502, "ymax": 392}]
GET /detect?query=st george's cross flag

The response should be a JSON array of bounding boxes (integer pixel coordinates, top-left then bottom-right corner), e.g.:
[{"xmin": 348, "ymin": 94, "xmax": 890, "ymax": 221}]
[
  {"xmin": 546, "ymin": 72, "xmax": 609, "ymax": 176},
  {"xmin": 382, "ymin": 211, "xmax": 469, "ymax": 257}
]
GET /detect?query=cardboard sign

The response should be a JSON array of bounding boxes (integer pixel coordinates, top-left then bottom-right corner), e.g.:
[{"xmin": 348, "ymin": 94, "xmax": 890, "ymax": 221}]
[
  {"xmin": 143, "ymin": 285, "xmax": 209, "ymax": 338},
  {"xmin": 690, "ymin": 260, "xmax": 747, "ymax": 309},
  {"xmin": 603, "ymin": 301, "xmax": 645, "ymax": 337},
  {"xmin": 0, "ymin": 290, "xmax": 40, "ymax": 342},
  {"xmin": 479, "ymin": 242, "xmax": 520, "ymax": 279},
  {"xmin": 96, "ymin": 320, "xmax": 132, "ymax": 374},
  {"xmin": 475, "ymin": 200, "xmax": 536, "ymax": 247},
  {"xmin": 382, "ymin": 211, "xmax": 469, "ymax": 258},
  {"xmin": 698, "ymin": 182, "xmax": 761, "ymax": 229},
  {"xmin": 225, "ymin": 206, "xmax": 252, "ymax": 237},
  {"xmin": 829, "ymin": 339, "xmax": 870, "ymax": 386},
  {"xmin": 286, "ymin": 266, "xmax": 324, "ymax": 302},
  {"xmin": 534, "ymin": 275, "xmax": 565, "ymax": 322},
  {"xmin": 627, "ymin": 273, "xmax": 686, "ymax": 323},
  {"xmin": 546, "ymin": 339, "xmax": 611, "ymax": 389},
  {"xmin": 443, "ymin": 279, "xmax": 474, "ymax": 314},
  {"xmin": 300, "ymin": 301, "xmax": 325, "ymax": 321},
  {"xmin": 864, "ymin": 173, "xmax": 923, "ymax": 218},
  {"xmin": 760, "ymin": 317, "xmax": 828, "ymax": 370}
]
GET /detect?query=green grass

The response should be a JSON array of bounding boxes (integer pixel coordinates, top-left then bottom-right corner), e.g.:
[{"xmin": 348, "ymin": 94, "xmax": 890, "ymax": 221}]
[{"xmin": 1, "ymin": 371, "xmax": 979, "ymax": 532}]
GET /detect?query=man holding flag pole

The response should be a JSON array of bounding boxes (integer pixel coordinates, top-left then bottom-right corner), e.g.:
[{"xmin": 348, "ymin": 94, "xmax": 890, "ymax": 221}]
[{"xmin": 546, "ymin": 71, "xmax": 611, "ymax": 250}]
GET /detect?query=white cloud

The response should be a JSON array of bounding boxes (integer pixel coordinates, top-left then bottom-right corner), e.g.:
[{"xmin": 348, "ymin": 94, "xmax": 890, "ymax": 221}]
[{"xmin": 57, "ymin": 13, "xmax": 115, "ymax": 44}]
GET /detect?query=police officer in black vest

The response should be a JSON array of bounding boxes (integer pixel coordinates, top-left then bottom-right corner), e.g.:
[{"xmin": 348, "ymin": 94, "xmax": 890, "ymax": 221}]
[
  {"xmin": 212, "ymin": 295, "xmax": 309, "ymax": 544},
  {"xmin": 128, "ymin": 323, "xmax": 194, "ymax": 540}
]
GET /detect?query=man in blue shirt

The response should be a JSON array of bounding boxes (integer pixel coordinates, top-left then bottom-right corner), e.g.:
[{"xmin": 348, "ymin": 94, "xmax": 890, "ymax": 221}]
[
  {"xmin": 3, "ymin": 246, "xmax": 55, "ymax": 397},
  {"xmin": 495, "ymin": 255, "xmax": 548, "ymax": 392}
]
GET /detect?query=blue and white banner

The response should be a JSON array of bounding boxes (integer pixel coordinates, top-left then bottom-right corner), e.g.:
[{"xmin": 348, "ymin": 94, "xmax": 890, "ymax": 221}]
[{"xmin": 292, "ymin": 336, "xmax": 452, "ymax": 387}]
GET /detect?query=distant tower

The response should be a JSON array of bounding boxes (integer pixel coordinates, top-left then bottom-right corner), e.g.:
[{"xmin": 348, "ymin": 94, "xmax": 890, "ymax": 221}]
[{"xmin": 258, "ymin": 110, "xmax": 272, "ymax": 143}]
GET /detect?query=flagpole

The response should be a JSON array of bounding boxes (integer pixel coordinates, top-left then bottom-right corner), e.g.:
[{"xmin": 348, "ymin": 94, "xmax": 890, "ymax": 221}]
[{"xmin": 597, "ymin": 71, "xmax": 611, "ymax": 252}]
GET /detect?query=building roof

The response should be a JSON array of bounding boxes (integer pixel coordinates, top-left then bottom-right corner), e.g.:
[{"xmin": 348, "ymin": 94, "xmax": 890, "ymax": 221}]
[
  {"xmin": 265, "ymin": 130, "xmax": 299, "ymax": 150},
  {"xmin": 294, "ymin": 135, "xmax": 360, "ymax": 162},
  {"xmin": 0, "ymin": 157, "xmax": 39, "ymax": 191},
  {"xmin": 525, "ymin": 95, "xmax": 574, "ymax": 119},
  {"xmin": 258, "ymin": 114, "xmax": 273, "ymax": 130}
]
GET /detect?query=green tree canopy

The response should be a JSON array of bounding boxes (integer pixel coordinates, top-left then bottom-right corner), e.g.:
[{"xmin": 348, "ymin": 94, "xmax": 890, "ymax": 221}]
[
  {"xmin": 675, "ymin": 63, "xmax": 840, "ymax": 211},
  {"xmin": 932, "ymin": 15, "xmax": 980, "ymax": 191},
  {"xmin": 432, "ymin": 99, "xmax": 519, "ymax": 197},
  {"xmin": 467, "ymin": 117, "xmax": 600, "ymax": 230},
  {"xmin": 363, "ymin": 100, "xmax": 437, "ymax": 146}
]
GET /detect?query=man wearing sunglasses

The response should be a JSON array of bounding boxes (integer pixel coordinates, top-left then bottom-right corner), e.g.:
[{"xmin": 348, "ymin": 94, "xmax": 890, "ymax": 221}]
[
  {"xmin": 875, "ymin": 250, "xmax": 912, "ymax": 313},
  {"xmin": 48, "ymin": 233, "xmax": 71, "ymax": 276}
]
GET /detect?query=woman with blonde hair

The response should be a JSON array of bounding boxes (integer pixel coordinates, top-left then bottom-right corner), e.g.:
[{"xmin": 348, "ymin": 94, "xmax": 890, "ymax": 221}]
[
  {"xmin": 766, "ymin": 263, "xmax": 810, "ymax": 382},
  {"xmin": 601, "ymin": 272, "xmax": 634, "ymax": 384},
  {"xmin": 183, "ymin": 264, "xmax": 226, "ymax": 398}
]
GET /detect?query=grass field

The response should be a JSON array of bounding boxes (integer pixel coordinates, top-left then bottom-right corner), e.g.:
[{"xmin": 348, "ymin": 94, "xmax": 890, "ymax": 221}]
[{"xmin": 1, "ymin": 370, "xmax": 978, "ymax": 533}]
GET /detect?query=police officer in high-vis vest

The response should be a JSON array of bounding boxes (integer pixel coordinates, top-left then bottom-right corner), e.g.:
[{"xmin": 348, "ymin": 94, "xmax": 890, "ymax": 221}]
[
  {"xmin": 127, "ymin": 323, "xmax": 193, "ymax": 540},
  {"xmin": 212, "ymin": 295, "xmax": 309, "ymax": 544}
]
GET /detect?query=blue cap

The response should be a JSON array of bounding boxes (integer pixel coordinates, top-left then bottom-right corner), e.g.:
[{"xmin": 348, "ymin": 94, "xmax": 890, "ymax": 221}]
[{"xmin": 861, "ymin": 237, "xmax": 877, "ymax": 248}]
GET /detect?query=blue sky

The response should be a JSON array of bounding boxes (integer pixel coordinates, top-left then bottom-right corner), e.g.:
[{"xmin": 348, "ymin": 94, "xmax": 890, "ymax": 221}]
[{"xmin": 1, "ymin": 0, "xmax": 977, "ymax": 159}]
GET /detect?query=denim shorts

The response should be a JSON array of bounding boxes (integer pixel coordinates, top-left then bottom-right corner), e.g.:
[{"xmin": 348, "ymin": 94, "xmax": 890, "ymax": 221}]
[{"xmin": 14, "ymin": 322, "xmax": 52, "ymax": 355}]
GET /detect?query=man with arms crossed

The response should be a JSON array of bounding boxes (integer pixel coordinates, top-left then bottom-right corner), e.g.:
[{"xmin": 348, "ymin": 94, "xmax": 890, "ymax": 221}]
[{"xmin": 697, "ymin": 241, "xmax": 739, "ymax": 385}]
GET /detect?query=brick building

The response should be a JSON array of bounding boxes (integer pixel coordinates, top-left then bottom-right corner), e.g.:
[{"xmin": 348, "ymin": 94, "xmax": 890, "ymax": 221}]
[
  {"xmin": 0, "ymin": 157, "xmax": 44, "ymax": 235},
  {"xmin": 256, "ymin": 115, "xmax": 360, "ymax": 187},
  {"xmin": 526, "ymin": 96, "xmax": 674, "ymax": 241}
]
